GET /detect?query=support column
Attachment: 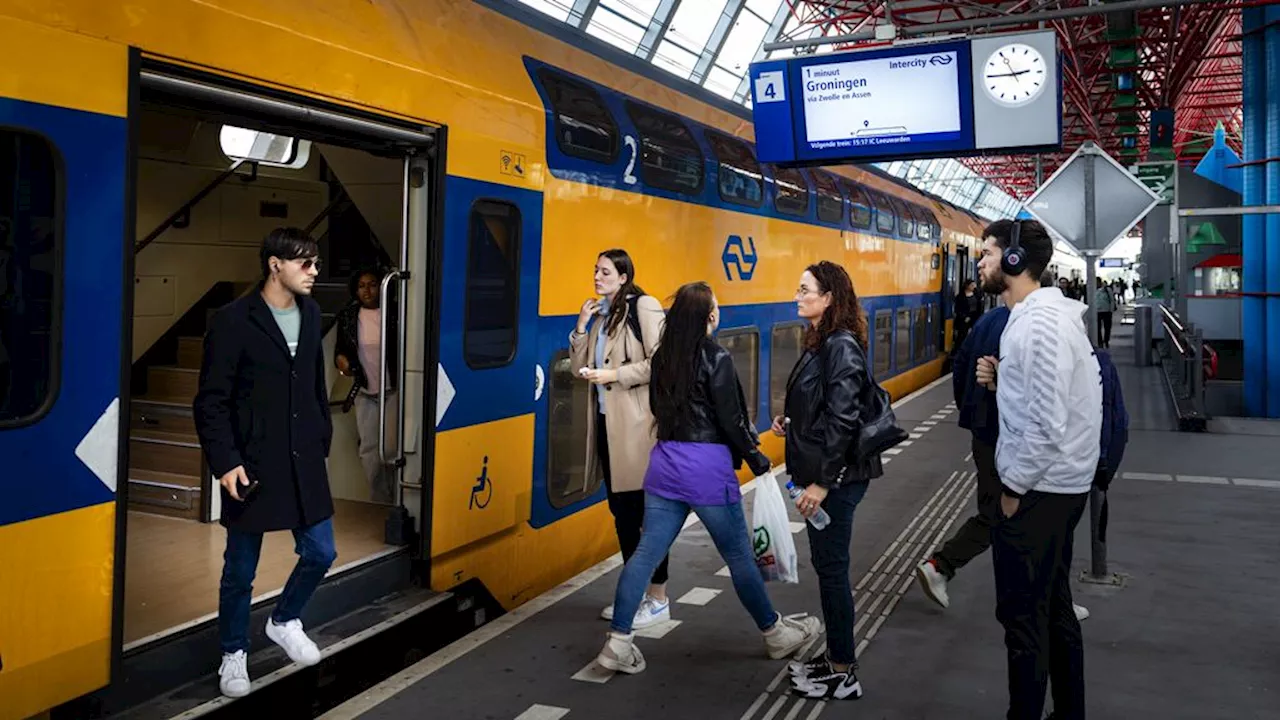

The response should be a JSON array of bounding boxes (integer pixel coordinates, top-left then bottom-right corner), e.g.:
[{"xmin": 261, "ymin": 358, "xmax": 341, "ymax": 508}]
[
  {"xmin": 1243, "ymin": 7, "xmax": 1266, "ymax": 417},
  {"xmin": 1268, "ymin": 5, "xmax": 1280, "ymax": 418}
]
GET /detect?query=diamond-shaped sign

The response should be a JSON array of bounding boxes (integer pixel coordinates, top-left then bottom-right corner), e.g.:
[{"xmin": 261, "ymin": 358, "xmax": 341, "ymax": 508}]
[{"xmin": 1024, "ymin": 142, "xmax": 1161, "ymax": 255}]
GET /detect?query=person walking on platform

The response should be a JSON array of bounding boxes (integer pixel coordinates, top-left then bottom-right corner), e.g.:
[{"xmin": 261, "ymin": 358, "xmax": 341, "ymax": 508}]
[
  {"xmin": 571, "ymin": 249, "xmax": 670, "ymax": 629},
  {"xmin": 595, "ymin": 282, "xmax": 821, "ymax": 675},
  {"xmin": 916, "ymin": 272, "xmax": 1091, "ymax": 621},
  {"xmin": 971, "ymin": 219, "xmax": 1101, "ymax": 720},
  {"xmin": 193, "ymin": 228, "xmax": 338, "ymax": 699},
  {"xmin": 772, "ymin": 261, "xmax": 882, "ymax": 702},
  {"xmin": 1092, "ymin": 277, "xmax": 1115, "ymax": 347}
]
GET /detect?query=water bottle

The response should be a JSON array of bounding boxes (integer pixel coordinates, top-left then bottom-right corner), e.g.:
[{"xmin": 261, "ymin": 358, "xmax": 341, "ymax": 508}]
[{"xmin": 786, "ymin": 480, "xmax": 830, "ymax": 530}]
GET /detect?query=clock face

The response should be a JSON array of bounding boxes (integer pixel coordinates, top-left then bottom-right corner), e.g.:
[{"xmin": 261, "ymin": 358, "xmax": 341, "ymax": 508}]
[{"xmin": 982, "ymin": 43, "xmax": 1047, "ymax": 106}]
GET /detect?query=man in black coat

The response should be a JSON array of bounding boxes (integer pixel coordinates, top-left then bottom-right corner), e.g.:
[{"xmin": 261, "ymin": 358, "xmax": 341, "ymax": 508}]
[{"xmin": 193, "ymin": 227, "xmax": 336, "ymax": 699}]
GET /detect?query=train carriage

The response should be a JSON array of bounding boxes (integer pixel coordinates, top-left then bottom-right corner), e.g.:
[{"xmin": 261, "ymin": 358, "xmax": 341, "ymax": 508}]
[{"xmin": 0, "ymin": 1, "xmax": 993, "ymax": 717}]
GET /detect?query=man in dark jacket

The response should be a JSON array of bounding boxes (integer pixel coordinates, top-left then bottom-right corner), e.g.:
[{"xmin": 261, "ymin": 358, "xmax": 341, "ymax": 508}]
[
  {"xmin": 193, "ymin": 227, "xmax": 336, "ymax": 699},
  {"xmin": 914, "ymin": 291, "xmax": 1009, "ymax": 608}
]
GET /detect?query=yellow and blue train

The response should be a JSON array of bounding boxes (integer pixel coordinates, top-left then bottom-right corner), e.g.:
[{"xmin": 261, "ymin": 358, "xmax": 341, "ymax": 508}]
[{"xmin": 0, "ymin": 1, "xmax": 992, "ymax": 717}]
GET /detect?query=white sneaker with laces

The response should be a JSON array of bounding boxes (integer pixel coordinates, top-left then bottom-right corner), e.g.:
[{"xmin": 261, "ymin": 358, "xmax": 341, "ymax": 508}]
[
  {"xmin": 631, "ymin": 596, "xmax": 671, "ymax": 630},
  {"xmin": 764, "ymin": 613, "xmax": 823, "ymax": 659},
  {"xmin": 265, "ymin": 617, "xmax": 322, "ymax": 666},
  {"xmin": 218, "ymin": 650, "xmax": 251, "ymax": 698},
  {"xmin": 915, "ymin": 560, "xmax": 950, "ymax": 609},
  {"xmin": 596, "ymin": 631, "xmax": 646, "ymax": 674}
]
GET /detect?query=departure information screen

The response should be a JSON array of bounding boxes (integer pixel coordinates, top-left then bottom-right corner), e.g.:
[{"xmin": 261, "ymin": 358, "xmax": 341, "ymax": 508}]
[
  {"xmin": 799, "ymin": 49, "xmax": 964, "ymax": 152},
  {"xmin": 749, "ymin": 39, "xmax": 985, "ymax": 166}
]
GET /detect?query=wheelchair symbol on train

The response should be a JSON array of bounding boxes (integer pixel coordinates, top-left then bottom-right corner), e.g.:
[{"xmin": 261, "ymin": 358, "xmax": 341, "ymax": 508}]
[{"xmin": 470, "ymin": 456, "xmax": 494, "ymax": 510}]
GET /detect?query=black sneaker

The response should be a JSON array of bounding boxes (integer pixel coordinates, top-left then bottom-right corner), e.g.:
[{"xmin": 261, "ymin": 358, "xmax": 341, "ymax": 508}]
[
  {"xmin": 787, "ymin": 654, "xmax": 831, "ymax": 678},
  {"xmin": 790, "ymin": 668, "xmax": 863, "ymax": 700}
]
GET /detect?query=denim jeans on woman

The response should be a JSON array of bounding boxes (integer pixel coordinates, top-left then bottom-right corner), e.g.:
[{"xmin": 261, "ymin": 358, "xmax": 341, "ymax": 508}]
[
  {"xmin": 807, "ymin": 480, "xmax": 870, "ymax": 666},
  {"xmin": 611, "ymin": 493, "xmax": 778, "ymax": 634}
]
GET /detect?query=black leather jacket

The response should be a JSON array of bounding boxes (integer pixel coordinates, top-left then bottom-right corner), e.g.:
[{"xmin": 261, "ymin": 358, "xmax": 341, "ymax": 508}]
[
  {"xmin": 784, "ymin": 329, "xmax": 883, "ymax": 489},
  {"xmin": 650, "ymin": 339, "xmax": 770, "ymax": 477}
]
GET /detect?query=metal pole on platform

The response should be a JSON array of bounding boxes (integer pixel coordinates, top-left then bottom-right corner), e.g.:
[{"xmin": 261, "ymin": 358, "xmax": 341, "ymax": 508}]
[
  {"xmin": 1085, "ymin": 153, "xmax": 1099, "ymax": 347},
  {"xmin": 1088, "ymin": 486, "xmax": 1108, "ymax": 578}
]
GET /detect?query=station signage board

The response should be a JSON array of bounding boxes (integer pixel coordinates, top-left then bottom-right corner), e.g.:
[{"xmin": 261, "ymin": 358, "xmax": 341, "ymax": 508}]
[{"xmin": 749, "ymin": 30, "xmax": 1062, "ymax": 167}]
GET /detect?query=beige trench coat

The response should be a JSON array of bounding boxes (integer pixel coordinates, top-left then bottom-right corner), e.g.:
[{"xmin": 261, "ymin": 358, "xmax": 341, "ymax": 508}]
[{"xmin": 569, "ymin": 294, "xmax": 665, "ymax": 494}]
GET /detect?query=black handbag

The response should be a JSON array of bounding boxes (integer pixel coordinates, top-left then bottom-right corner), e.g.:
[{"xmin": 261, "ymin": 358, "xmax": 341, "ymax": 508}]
[{"xmin": 855, "ymin": 375, "xmax": 908, "ymax": 462}]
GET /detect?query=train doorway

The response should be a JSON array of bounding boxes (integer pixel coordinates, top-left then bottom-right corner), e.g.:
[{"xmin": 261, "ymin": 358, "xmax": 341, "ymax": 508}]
[{"xmin": 118, "ymin": 62, "xmax": 439, "ymax": 688}]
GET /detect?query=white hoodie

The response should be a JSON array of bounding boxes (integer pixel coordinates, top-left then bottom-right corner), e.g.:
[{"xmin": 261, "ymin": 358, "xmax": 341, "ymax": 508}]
[{"xmin": 995, "ymin": 287, "xmax": 1102, "ymax": 496}]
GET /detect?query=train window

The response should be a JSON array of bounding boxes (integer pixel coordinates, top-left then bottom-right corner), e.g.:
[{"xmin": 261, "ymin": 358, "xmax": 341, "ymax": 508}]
[
  {"xmin": 538, "ymin": 69, "xmax": 620, "ymax": 164},
  {"xmin": 914, "ymin": 306, "xmax": 929, "ymax": 363},
  {"xmin": 844, "ymin": 181, "xmax": 872, "ymax": 229},
  {"xmin": 928, "ymin": 303, "xmax": 939, "ymax": 357},
  {"xmin": 812, "ymin": 171, "xmax": 844, "ymax": 224},
  {"xmin": 917, "ymin": 207, "xmax": 937, "ymax": 241},
  {"xmin": 870, "ymin": 191, "xmax": 896, "ymax": 235},
  {"xmin": 464, "ymin": 200, "xmax": 521, "ymax": 369},
  {"xmin": 625, "ymin": 100, "xmax": 704, "ymax": 194},
  {"xmin": 706, "ymin": 131, "xmax": 763, "ymax": 208},
  {"xmin": 718, "ymin": 327, "xmax": 760, "ymax": 425},
  {"xmin": 873, "ymin": 311, "xmax": 892, "ymax": 379},
  {"xmin": 0, "ymin": 130, "xmax": 60, "ymax": 426},
  {"xmin": 769, "ymin": 323, "xmax": 805, "ymax": 421},
  {"xmin": 896, "ymin": 308, "xmax": 911, "ymax": 369},
  {"xmin": 771, "ymin": 166, "xmax": 810, "ymax": 217},
  {"xmin": 546, "ymin": 349, "xmax": 600, "ymax": 508},
  {"xmin": 893, "ymin": 199, "xmax": 916, "ymax": 238}
]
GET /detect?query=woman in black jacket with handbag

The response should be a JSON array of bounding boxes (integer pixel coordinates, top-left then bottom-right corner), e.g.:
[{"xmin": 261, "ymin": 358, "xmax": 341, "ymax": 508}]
[{"xmin": 771, "ymin": 261, "xmax": 884, "ymax": 701}]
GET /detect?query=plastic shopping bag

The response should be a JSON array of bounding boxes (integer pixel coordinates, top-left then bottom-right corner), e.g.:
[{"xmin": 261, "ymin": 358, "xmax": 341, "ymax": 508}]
[{"xmin": 751, "ymin": 470, "xmax": 799, "ymax": 584}]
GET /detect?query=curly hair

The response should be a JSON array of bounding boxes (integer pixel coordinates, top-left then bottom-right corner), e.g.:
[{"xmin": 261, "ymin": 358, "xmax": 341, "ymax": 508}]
[{"xmin": 803, "ymin": 260, "xmax": 868, "ymax": 351}]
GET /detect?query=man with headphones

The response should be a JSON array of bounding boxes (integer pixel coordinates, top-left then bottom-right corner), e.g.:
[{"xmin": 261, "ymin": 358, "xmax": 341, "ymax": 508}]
[{"xmin": 972, "ymin": 218, "xmax": 1102, "ymax": 720}]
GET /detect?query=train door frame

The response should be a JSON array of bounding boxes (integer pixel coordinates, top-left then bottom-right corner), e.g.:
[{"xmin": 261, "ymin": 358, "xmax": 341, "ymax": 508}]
[{"xmin": 118, "ymin": 56, "xmax": 444, "ymax": 675}]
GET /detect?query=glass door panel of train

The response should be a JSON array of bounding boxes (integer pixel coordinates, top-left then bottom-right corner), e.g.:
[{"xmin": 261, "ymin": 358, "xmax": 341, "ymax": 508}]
[
  {"xmin": 432, "ymin": 178, "xmax": 542, "ymax": 558},
  {"xmin": 0, "ymin": 20, "xmax": 128, "ymax": 719}
]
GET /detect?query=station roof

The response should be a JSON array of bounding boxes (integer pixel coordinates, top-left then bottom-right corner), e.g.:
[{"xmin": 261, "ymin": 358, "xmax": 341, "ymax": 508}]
[{"xmin": 515, "ymin": 0, "xmax": 1240, "ymax": 208}]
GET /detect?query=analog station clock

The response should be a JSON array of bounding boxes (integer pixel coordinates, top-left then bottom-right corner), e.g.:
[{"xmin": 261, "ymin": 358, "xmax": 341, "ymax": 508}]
[{"xmin": 981, "ymin": 43, "xmax": 1047, "ymax": 106}]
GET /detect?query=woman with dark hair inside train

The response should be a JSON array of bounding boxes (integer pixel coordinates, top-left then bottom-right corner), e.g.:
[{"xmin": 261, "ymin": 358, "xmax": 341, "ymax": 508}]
[
  {"xmin": 772, "ymin": 260, "xmax": 882, "ymax": 701},
  {"xmin": 595, "ymin": 281, "xmax": 822, "ymax": 675},
  {"xmin": 570, "ymin": 249, "xmax": 670, "ymax": 629}
]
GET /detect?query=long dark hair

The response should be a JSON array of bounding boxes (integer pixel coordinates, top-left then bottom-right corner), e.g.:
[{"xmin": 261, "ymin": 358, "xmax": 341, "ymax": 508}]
[
  {"xmin": 650, "ymin": 282, "xmax": 715, "ymax": 439},
  {"xmin": 599, "ymin": 249, "xmax": 646, "ymax": 336},
  {"xmin": 803, "ymin": 261, "xmax": 868, "ymax": 350}
]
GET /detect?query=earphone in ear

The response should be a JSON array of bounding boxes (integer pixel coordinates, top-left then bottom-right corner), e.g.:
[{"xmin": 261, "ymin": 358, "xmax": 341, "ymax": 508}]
[{"xmin": 1000, "ymin": 219, "xmax": 1027, "ymax": 276}]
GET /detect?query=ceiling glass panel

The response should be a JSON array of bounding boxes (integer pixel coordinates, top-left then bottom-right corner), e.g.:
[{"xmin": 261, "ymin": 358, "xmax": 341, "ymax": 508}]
[
  {"xmin": 705, "ymin": 65, "xmax": 742, "ymax": 100},
  {"xmin": 716, "ymin": 9, "xmax": 771, "ymax": 76},
  {"xmin": 654, "ymin": 39, "xmax": 699, "ymax": 79},
  {"xmin": 516, "ymin": 0, "xmax": 572, "ymax": 22},
  {"xmin": 601, "ymin": 0, "xmax": 661, "ymax": 27},
  {"xmin": 665, "ymin": 0, "xmax": 725, "ymax": 52},
  {"xmin": 587, "ymin": 5, "xmax": 646, "ymax": 53}
]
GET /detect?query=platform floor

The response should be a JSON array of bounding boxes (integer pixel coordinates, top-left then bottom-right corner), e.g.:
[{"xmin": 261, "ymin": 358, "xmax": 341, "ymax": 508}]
[{"xmin": 319, "ymin": 321, "xmax": 1279, "ymax": 720}]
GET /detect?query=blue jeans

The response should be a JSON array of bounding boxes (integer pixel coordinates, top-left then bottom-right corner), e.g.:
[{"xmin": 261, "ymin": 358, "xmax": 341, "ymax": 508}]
[
  {"xmin": 611, "ymin": 493, "xmax": 778, "ymax": 634},
  {"xmin": 806, "ymin": 481, "xmax": 869, "ymax": 665},
  {"xmin": 218, "ymin": 517, "xmax": 337, "ymax": 653}
]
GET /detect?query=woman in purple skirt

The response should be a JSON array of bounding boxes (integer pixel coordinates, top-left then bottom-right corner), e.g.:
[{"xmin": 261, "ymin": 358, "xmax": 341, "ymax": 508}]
[{"xmin": 595, "ymin": 281, "xmax": 822, "ymax": 676}]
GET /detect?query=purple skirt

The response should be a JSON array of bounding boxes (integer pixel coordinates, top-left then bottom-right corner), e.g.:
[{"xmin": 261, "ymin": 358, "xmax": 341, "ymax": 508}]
[{"xmin": 643, "ymin": 440, "xmax": 742, "ymax": 506}]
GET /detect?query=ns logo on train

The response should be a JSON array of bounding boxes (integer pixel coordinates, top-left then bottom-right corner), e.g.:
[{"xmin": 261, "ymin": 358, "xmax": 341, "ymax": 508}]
[{"xmin": 722, "ymin": 235, "xmax": 758, "ymax": 282}]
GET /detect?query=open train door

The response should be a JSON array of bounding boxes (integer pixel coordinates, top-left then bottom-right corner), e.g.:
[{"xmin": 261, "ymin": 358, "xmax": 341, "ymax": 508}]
[{"xmin": 0, "ymin": 19, "xmax": 131, "ymax": 720}]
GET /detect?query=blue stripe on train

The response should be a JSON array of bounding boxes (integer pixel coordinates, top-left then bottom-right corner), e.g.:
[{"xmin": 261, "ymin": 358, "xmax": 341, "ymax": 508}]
[{"xmin": 0, "ymin": 99, "xmax": 127, "ymax": 527}]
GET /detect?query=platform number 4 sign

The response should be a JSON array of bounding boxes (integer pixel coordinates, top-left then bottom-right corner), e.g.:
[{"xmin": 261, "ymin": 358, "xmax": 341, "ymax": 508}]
[{"xmin": 754, "ymin": 71, "xmax": 785, "ymax": 104}]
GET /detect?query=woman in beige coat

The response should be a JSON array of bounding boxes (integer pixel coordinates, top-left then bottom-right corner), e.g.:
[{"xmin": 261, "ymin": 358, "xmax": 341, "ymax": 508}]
[{"xmin": 570, "ymin": 249, "xmax": 669, "ymax": 629}]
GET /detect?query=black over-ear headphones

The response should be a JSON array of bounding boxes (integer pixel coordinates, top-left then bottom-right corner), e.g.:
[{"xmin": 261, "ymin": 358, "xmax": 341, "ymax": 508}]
[{"xmin": 1001, "ymin": 219, "xmax": 1027, "ymax": 276}]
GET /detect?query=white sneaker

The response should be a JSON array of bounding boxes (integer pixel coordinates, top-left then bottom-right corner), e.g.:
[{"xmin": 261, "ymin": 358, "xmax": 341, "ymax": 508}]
[
  {"xmin": 764, "ymin": 613, "xmax": 823, "ymax": 660},
  {"xmin": 265, "ymin": 617, "xmax": 322, "ymax": 666},
  {"xmin": 596, "ymin": 631, "xmax": 646, "ymax": 674},
  {"xmin": 600, "ymin": 604, "xmax": 614, "ymax": 621},
  {"xmin": 1073, "ymin": 603, "xmax": 1090, "ymax": 621},
  {"xmin": 915, "ymin": 559, "xmax": 950, "ymax": 609},
  {"xmin": 218, "ymin": 650, "xmax": 250, "ymax": 698},
  {"xmin": 631, "ymin": 596, "xmax": 671, "ymax": 630}
]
